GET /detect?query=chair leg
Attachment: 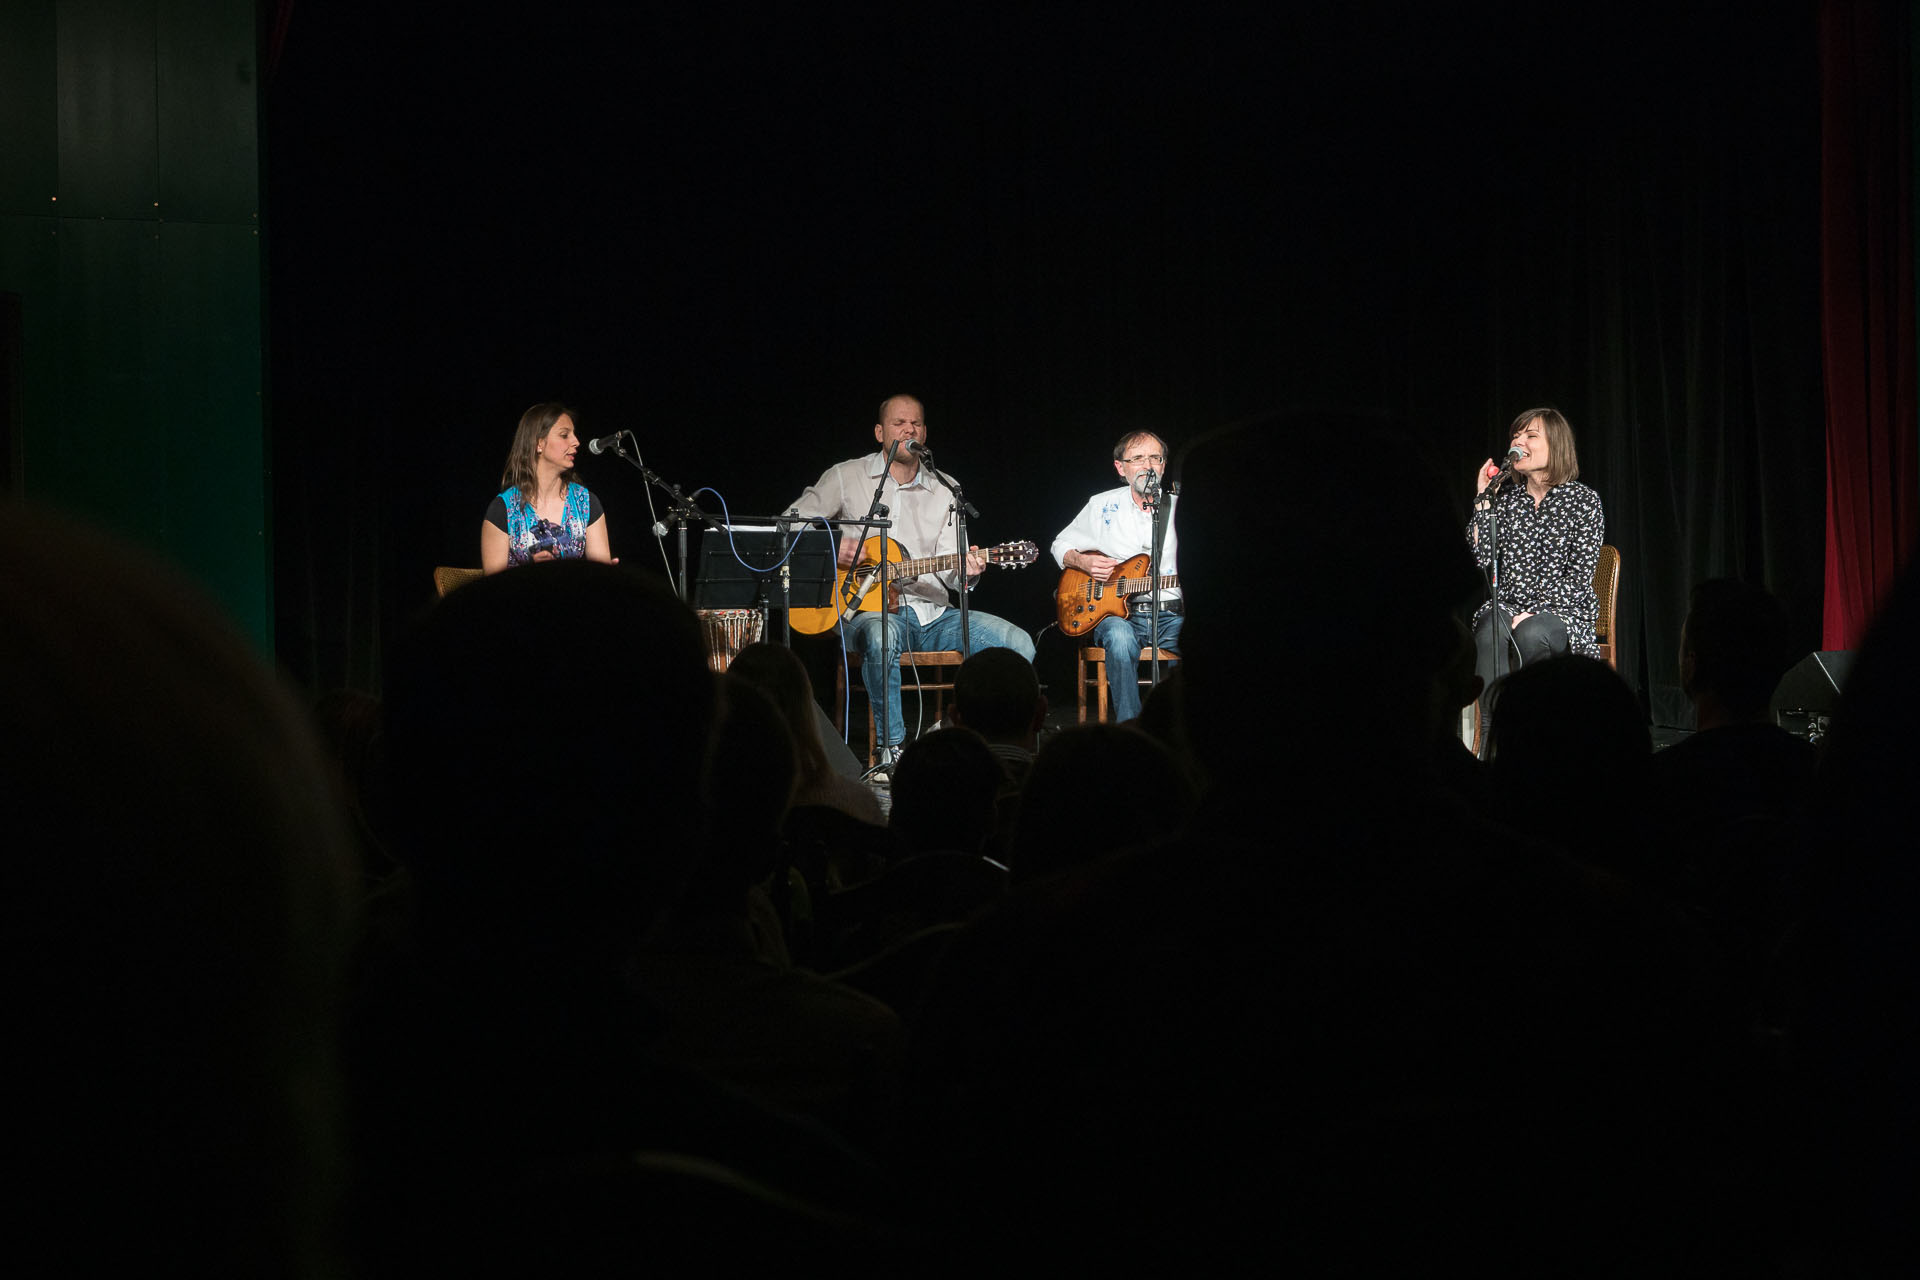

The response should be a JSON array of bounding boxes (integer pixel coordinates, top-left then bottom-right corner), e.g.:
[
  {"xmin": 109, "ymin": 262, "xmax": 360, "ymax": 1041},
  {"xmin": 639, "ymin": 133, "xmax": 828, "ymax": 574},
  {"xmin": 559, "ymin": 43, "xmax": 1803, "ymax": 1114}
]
[
  {"xmin": 1094, "ymin": 657, "xmax": 1108, "ymax": 724},
  {"xmin": 1077, "ymin": 650, "xmax": 1089, "ymax": 724}
]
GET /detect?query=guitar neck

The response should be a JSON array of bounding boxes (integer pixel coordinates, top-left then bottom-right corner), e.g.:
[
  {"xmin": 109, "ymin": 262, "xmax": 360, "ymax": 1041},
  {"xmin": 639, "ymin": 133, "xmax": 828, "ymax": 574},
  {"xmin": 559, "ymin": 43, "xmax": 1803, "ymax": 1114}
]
[
  {"xmin": 892, "ymin": 551, "xmax": 966, "ymax": 579},
  {"xmin": 892, "ymin": 548, "xmax": 1013, "ymax": 578},
  {"xmin": 1114, "ymin": 572, "xmax": 1180, "ymax": 594}
]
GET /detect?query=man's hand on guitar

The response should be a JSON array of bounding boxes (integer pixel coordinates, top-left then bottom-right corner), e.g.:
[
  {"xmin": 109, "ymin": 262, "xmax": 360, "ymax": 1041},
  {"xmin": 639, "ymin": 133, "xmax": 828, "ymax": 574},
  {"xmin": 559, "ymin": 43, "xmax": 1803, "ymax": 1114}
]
[
  {"xmin": 837, "ymin": 536, "xmax": 861, "ymax": 568},
  {"xmin": 1067, "ymin": 548, "xmax": 1120, "ymax": 581},
  {"xmin": 965, "ymin": 545, "xmax": 987, "ymax": 578}
]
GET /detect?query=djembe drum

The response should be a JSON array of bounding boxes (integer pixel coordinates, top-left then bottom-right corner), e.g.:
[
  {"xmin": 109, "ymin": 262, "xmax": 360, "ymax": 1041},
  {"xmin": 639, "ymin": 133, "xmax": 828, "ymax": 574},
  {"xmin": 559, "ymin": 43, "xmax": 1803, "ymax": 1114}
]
[{"xmin": 696, "ymin": 607, "xmax": 766, "ymax": 673}]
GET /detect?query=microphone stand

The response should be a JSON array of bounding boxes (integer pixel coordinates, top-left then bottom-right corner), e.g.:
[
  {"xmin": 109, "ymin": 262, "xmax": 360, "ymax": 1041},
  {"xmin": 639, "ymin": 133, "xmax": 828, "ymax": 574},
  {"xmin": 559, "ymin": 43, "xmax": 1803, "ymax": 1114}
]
[
  {"xmin": 1145, "ymin": 471, "xmax": 1172, "ymax": 690},
  {"xmin": 596, "ymin": 431, "xmax": 709, "ymax": 602},
  {"xmin": 771, "ymin": 509, "xmax": 812, "ymax": 648},
  {"xmin": 1473, "ymin": 463, "xmax": 1514, "ymax": 754},
  {"xmin": 921, "ymin": 450, "xmax": 979, "ymax": 655},
  {"xmin": 852, "ymin": 444, "xmax": 901, "ymax": 769}
]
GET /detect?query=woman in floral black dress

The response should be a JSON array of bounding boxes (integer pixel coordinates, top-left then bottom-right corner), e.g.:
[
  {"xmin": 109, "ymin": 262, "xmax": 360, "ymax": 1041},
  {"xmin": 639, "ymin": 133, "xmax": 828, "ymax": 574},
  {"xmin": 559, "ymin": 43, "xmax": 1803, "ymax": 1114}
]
[{"xmin": 1466, "ymin": 407, "xmax": 1604, "ymax": 692}]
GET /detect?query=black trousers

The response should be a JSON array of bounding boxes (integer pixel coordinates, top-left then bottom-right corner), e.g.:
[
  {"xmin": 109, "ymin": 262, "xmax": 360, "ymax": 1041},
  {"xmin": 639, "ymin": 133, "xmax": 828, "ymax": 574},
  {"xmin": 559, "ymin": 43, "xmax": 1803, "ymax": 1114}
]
[{"xmin": 1473, "ymin": 606, "xmax": 1570, "ymax": 692}]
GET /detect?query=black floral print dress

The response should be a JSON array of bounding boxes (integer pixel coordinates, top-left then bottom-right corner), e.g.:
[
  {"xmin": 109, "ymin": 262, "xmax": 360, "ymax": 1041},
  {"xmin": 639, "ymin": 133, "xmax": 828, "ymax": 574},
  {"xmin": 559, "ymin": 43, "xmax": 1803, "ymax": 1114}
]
[{"xmin": 1466, "ymin": 479, "xmax": 1604, "ymax": 657}]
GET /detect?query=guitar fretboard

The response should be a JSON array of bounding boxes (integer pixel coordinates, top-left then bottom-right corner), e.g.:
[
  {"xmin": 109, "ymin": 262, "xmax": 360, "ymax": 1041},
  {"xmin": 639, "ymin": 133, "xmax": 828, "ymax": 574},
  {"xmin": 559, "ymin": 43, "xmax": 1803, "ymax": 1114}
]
[
  {"xmin": 871, "ymin": 547, "xmax": 1024, "ymax": 579},
  {"xmin": 887, "ymin": 551, "xmax": 969, "ymax": 579},
  {"xmin": 1106, "ymin": 573, "xmax": 1180, "ymax": 596}
]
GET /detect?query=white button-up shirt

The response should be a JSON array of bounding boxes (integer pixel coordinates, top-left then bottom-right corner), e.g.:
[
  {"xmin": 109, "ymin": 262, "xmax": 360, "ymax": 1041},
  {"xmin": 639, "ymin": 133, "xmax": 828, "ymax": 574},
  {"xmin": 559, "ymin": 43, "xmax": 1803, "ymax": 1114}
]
[
  {"xmin": 791, "ymin": 452, "xmax": 964, "ymax": 624},
  {"xmin": 1051, "ymin": 486, "xmax": 1181, "ymax": 601}
]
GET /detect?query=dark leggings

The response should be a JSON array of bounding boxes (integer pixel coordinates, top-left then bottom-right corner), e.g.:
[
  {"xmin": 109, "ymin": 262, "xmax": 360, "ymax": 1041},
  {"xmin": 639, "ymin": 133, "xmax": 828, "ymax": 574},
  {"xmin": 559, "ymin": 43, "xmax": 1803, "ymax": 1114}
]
[{"xmin": 1473, "ymin": 607, "xmax": 1569, "ymax": 692}]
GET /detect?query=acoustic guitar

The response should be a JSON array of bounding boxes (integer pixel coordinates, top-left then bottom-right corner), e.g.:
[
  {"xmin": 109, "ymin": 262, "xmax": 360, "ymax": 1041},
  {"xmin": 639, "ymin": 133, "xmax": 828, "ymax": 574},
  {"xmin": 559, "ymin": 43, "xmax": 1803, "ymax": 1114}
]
[
  {"xmin": 1054, "ymin": 551, "xmax": 1181, "ymax": 638},
  {"xmin": 789, "ymin": 536, "xmax": 1041, "ymax": 635}
]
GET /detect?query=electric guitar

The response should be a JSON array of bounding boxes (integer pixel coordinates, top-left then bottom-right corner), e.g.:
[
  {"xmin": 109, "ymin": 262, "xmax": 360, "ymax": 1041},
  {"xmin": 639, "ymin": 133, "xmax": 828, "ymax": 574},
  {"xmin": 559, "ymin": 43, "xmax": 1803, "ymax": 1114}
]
[
  {"xmin": 1054, "ymin": 551, "xmax": 1182, "ymax": 638},
  {"xmin": 789, "ymin": 536, "xmax": 1041, "ymax": 635}
]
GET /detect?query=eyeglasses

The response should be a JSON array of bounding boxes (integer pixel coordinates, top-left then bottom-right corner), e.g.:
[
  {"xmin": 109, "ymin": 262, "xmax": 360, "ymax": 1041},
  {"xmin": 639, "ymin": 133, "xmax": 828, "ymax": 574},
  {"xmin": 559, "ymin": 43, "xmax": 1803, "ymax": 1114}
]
[{"xmin": 1122, "ymin": 453, "xmax": 1165, "ymax": 466}]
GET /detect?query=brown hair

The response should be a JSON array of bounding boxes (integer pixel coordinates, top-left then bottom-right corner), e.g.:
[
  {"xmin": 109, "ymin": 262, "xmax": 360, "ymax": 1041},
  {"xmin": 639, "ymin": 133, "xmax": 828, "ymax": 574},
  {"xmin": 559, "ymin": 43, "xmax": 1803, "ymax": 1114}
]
[
  {"xmin": 1509, "ymin": 407, "xmax": 1579, "ymax": 486},
  {"xmin": 500, "ymin": 402, "xmax": 576, "ymax": 501},
  {"xmin": 1112, "ymin": 430, "xmax": 1168, "ymax": 463}
]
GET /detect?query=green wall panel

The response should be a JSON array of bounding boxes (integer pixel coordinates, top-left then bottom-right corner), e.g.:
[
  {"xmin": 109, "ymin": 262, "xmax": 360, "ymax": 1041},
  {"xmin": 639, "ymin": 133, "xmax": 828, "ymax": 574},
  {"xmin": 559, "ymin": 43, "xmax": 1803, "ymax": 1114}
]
[
  {"xmin": 55, "ymin": 0, "xmax": 158, "ymax": 220},
  {"xmin": 156, "ymin": 220, "xmax": 265, "ymax": 630},
  {"xmin": 0, "ymin": 218, "xmax": 60, "ymax": 470},
  {"xmin": 0, "ymin": 3, "xmax": 59, "ymax": 217},
  {"xmin": 157, "ymin": 0, "xmax": 259, "ymax": 223},
  {"xmin": 0, "ymin": 0, "xmax": 268, "ymax": 652},
  {"xmin": 52, "ymin": 217, "xmax": 166, "ymax": 536}
]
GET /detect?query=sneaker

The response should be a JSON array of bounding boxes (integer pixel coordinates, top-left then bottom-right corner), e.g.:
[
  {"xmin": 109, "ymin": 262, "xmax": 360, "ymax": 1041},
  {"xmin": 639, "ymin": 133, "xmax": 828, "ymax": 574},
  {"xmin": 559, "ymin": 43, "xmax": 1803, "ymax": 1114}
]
[{"xmin": 869, "ymin": 745, "xmax": 903, "ymax": 781}]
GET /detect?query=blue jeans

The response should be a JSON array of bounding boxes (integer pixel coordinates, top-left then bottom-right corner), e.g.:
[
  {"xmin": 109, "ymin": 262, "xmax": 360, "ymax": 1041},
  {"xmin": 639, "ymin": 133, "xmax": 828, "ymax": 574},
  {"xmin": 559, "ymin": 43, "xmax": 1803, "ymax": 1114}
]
[
  {"xmin": 846, "ymin": 607, "xmax": 1036, "ymax": 747},
  {"xmin": 1091, "ymin": 610, "xmax": 1183, "ymax": 722}
]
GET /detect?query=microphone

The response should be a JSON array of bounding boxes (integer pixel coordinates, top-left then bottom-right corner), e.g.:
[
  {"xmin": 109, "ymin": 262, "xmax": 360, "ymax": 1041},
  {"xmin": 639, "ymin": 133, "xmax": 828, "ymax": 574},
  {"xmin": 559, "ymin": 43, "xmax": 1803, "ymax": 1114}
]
[
  {"xmin": 904, "ymin": 440, "xmax": 931, "ymax": 459},
  {"xmin": 1131, "ymin": 468, "xmax": 1161, "ymax": 497},
  {"xmin": 586, "ymin": 431, "xmax": 628, "ymax": 456},
  {"xmin": 1483, "ymin": 445, "xmax": 1526, "ymax": 485}
]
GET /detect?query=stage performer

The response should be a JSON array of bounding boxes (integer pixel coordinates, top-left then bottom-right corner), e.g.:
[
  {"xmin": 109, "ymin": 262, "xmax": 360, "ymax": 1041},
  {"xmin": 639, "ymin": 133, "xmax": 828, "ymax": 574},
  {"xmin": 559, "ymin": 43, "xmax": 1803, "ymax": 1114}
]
[
  {"xmin": 789, "ymin": 394, "xmax": 1036, "ymax": 769},
  {"xmin": 1467, "ymin": 407, "xmax": 1603, "ymax": 688},
  {"xmin": 1051, "ymin": 430, "xmax": 1182, "ymax": 723},
  {"xmin": 480, "ymin": 403, "xmax": 613, "ymax": 573}
]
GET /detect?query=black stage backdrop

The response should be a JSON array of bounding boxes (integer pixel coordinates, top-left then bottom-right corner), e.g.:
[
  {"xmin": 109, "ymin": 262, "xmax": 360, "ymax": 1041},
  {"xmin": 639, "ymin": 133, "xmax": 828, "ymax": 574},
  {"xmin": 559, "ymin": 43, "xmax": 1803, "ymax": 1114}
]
[{"xmin": 267, "ymin": 3, "xmax": 1830, "ymax": 729}]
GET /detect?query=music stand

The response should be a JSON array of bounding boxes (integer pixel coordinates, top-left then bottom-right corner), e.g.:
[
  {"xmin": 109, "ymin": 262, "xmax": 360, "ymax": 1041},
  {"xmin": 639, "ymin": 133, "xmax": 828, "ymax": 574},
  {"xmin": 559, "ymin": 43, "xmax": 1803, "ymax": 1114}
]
[{"xmin": 692, "ymin": 522, "xmax": 836, "ymax": 617}]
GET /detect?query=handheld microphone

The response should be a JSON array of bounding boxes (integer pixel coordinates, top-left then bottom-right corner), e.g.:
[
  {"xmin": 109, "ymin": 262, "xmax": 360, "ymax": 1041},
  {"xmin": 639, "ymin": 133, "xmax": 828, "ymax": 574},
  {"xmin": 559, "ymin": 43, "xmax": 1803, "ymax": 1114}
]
[{"xmin": 586, "ymin": 432, "xmax": 628, "ymax": 456}]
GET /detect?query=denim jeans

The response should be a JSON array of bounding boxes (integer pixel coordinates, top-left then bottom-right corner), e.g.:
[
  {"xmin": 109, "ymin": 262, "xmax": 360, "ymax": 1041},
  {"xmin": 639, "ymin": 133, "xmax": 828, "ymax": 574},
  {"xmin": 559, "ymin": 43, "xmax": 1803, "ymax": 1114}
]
[
  {"xmin": 846, "ymin": 607, "xmax": 1037, "ymax": 747},
  {"xmin": 1091, "ymin": 610, "xmax": 1183, "ymax": 723}
]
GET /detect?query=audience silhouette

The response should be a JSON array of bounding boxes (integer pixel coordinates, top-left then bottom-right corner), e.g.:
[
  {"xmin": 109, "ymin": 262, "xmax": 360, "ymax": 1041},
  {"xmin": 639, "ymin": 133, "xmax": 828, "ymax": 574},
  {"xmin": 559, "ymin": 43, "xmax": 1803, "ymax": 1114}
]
[
  {"xmin": 19, "ymin": 426, "xmax": 1912, "ymax": 1272},
  {"xmin": 4, "ymin": 504, "xmax": 358, "ymax": 1272}
]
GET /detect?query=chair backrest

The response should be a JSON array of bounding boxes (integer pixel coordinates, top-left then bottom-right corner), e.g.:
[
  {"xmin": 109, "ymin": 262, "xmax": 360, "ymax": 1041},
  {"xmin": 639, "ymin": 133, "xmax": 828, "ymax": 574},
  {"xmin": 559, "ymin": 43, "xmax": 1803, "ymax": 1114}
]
[
  {"xmin": 433, "ymin": 566, "xmax": 485, "ymax": 598},
  {"xmin": 1593, "ymin": 544, "xmax": 1621, "ymax": 669}
]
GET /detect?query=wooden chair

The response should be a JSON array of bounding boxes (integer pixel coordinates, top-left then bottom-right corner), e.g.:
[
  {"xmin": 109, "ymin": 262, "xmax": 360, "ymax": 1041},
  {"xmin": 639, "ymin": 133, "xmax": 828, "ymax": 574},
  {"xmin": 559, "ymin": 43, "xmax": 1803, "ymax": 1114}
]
[
  {"xmin": 433, "ymin": 566, "xmax": 485, "ymax": 598},
  {"xmin": 1593, "ymin": 544, "xmax": 1622, "ymax": 670},
  {"xmin": 1076, "ymin": 646, "xmax": 1179, "ymax": 723},
  {"xmin": 834, "ymin": 647, "xmax": 966, "ymax": 766}
]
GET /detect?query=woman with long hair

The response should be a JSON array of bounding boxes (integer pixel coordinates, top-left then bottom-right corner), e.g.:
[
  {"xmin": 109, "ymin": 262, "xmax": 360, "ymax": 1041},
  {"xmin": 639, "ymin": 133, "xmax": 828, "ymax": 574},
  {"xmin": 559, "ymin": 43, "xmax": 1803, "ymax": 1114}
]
[{"xmin": 480, "ymin": 403, "xmax": 612, "ymax": 573}]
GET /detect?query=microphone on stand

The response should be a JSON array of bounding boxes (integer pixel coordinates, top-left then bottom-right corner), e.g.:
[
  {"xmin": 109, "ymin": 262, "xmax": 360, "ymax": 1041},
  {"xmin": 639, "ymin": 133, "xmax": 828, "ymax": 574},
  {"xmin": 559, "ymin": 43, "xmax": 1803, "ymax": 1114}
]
[
  {"xmin": 1481, "ymin": 446, "xmax": 1527, "ymax": 488},
  {"xmin": 586, "ymin": 431, "xmax": 629, "ymax": 456},
  {"xmin": 904, "ymin": 440, "xmax": 932, "ymax": 460},
  {"xmin": 1131, "ymin": 468, "xmax": 1161, "ymax": 498}
]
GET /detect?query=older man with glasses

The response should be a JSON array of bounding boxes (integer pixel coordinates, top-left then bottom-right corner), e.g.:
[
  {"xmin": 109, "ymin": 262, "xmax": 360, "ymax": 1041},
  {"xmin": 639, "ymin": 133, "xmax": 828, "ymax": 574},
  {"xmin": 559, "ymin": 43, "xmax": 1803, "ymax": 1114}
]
[{"xmin": 1051, "ymin": 431, "xmax": 1182, "ymax": 723}]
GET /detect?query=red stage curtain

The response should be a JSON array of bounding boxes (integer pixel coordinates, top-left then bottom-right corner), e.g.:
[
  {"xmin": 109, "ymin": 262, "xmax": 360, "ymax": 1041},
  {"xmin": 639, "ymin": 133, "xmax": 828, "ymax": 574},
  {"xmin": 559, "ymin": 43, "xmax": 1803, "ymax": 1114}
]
[{"xmin": 1821, "ymin": 0, "xmax": 1920, "ymax": 649}]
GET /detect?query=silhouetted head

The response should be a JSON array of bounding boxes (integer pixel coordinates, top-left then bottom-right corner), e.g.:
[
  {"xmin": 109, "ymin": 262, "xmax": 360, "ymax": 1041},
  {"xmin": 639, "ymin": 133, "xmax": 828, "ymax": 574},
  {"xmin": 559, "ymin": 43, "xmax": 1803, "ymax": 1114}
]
[
  {"xmin": 1680, "ymin": 578, "xmax": 1795, "ymax": 723},
  {"xmin": 1011, "ymin": 724, "xmax": 1196, "ymax": 883},
  {"xmin": 889, "ymin": 728, "xmax": 1004, "ymax": 856},
  {"xmin": 385, "ymin": 561, "xmax": 715, "ymax": 958},
  {"xmin": 1488, "ymin": 654, "xmax": 1647, "ymax": 771},
  {"xmin": 678, "ymin": 675, "xmax": 798, "ymax": 918},
  {"xmin": 950, "ymin": 647, "xmax": 1045, "ymax": 745},
  {"xmin": 2, "ymin": 502, "xmax": 356, "ymax": 1270},
  {"xmin": 1486, "ymin": 655, "xmax": 1649, "ymax": 869},
  {"xmin": 1174, "ymin": 411, "xmax": 1482, "ymax": 785},
  {"xmin": 726, "ymin": 641, "xmax": 831, "ymax": 781}
]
